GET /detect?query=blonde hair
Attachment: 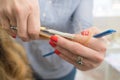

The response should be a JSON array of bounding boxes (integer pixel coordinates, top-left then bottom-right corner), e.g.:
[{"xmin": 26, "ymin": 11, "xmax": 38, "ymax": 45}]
[{"xmin": 0, "ymin": 27, "xmax": 33, "ymax": 80}]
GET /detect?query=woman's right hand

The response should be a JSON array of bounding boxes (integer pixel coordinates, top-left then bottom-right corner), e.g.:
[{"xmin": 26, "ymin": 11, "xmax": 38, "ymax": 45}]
[{"xmin": 0, "ymin": 0, "xmax": 40, "ymax": 41}]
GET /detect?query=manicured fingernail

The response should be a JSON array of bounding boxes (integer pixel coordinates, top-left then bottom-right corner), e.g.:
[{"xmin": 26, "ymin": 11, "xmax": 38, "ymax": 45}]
[
  {"xmin": 81, "ymin": 30, "xmax": 89, "ymax": 36},
  {"xmin": 50, "ymin": 35, "xmax": 58, "ymax": 42},
  {"xmin": 12, "ymin": 35, "xmax": 16, "ymax": 38},
  {"xmin": 54, "ymin": 49, "xmax": 61, "ymax": 55},
  {"xmin": 49, "ymin": 41, "xmax": 56, "ymax": 47}
]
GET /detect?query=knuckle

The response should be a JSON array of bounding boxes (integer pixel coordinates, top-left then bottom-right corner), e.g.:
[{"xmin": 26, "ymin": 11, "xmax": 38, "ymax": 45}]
[
  {"xmin": 100, "ymin": 47, "xmax": 107, "ymax": 53},
  {"xmin": 95, "ymin": 55, "xmax": 104, "ymax": 63},
  {"xmin": 13, "ymin": 6, "xmax": 22, "ymax": 15},
  {"xmin": 13, "ymin": 5, "xmax": 26, "ymax": 15},
  {"xmin": 28, "ymin": 4, "xmax": 33, "ymax": 11},
  {"xmin": 17, "ymin": 33, "xmax": 28, "ymax": 41},
  {"xmin": 13, "ymin": 5, "xmax": 33, "ymax": 17},
  {"xmin": 12, "ymin": 3, "xmax": 34, "ymax": 16},
  {"xmin": 28, "ymin": 29, "xmax": 39, "ymax": 36}
]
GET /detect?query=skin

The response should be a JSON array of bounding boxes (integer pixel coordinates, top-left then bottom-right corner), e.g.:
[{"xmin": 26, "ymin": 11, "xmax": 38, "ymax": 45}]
[
  {"xmin": 0, "ymin": 0, "xmax": 40, "ymax": 41},
  {"xmin": 50, "ymin": 27, "xmax": 107, "ymax": 71},
  {"xmin": 0, "ymin": 0, "xmax": 106, "ymax": 71}
]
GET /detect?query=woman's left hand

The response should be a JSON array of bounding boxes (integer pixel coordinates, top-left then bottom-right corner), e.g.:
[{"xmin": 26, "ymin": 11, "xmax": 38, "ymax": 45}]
[{"xmin": 49, "ymin": 27, "xmax": 107, "ymax": 71}]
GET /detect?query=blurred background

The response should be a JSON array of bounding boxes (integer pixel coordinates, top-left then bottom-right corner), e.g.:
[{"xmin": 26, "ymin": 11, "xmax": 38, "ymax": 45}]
[{"xmin": 75, "ymin": 0, "xmax": 120, "ymax": 80}]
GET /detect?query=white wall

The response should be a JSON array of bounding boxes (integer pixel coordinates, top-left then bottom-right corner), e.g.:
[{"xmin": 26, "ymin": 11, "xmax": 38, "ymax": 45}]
[{"xmin": 93, "ymin": 17, "xmax": 120, "ymax": 31}]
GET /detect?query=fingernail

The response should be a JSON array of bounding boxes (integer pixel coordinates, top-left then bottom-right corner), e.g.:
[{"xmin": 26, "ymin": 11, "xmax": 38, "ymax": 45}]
[
  {"xmin": 81, "ymin": 30, "xmax": 89, "ymax": 36},
  {"xmin": 54, "ymin": 49, "xmax": 61, "ymax": 55},
  {"xmin": 12, "ymin": 35, "xmax": 16, "ymax": 38},
  {"xmin": 49, "ymin": 40, "xmax": 56, "ymax": 47},
  {"xmin": 50, "ymin": 35, "xmax": 58, "ymax": 42}
]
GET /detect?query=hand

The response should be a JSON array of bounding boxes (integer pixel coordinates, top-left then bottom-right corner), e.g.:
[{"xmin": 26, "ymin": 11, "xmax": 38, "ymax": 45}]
[
  {"xmin": 49, "ymin": 27, "xmax": 107, "ymax": 71},
  {"xmin": 0, "ymin": 0, "xmax": 40, "ymax": 41}
]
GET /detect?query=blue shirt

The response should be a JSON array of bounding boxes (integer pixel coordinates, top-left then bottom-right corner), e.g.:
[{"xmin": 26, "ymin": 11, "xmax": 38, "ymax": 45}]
[{"xmin": 22, "ymin": 0, "xmax": 93, "ymax": 79}]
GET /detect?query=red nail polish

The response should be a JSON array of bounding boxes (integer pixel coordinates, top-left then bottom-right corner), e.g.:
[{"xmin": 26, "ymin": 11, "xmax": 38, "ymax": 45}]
[
  {"xmin": 81, "ymin": 30, "xmax": 89, "ymax": 36},
  {"xmin": 49, "ymin": 41, "xmax": 56, "ymax": 47},
  {"xmin": 50, "ymin": 35, "xmax": 58, "ymax": 42},
  {"xmin": 12, "ymin": 35, "xmax": 16, "ymax": 38},
  {"xmin": 54, "ymin": 49, "xmax": 61, "ymax": 55}
]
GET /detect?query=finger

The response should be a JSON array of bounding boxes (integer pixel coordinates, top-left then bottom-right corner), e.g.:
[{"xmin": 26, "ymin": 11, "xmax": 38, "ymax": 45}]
[
  {"xmin": 27, "ymin": 3, "xmax": 40, "ymax": 40},
  {"xmin": 3, "ymin": 7, "xmax": 17, "ymax": 34},
  {"xmin": 55, "ymin": 46, "xmax": 78, "ymax": 61},
  {"xmin": 85, "ymin": 37, "xmax": 107, "ymax": 53},
  {"xmin": 8, "ymin": 14, "xmax": 17, "ymax": 34},
  {"xmin": 80, "ymin": 28, "xmax": 107, "ymax": 52},
  {"xmin": 55, "ymin": 49, "xmax": 97, "ymax": 71},
  {"xmin": 74, "ymin": 35, "xmax": 107, "ymax": 53},
  {"xmin": 16, "ymin": 11, "xmax": 30, "ymax": 41},
  {"xmin": 56, "ymin": 45, "xmax": 103, "ymax": 64},
  {"xmin": 53, "ymin": 36, "xmax": 104, "ymax": 63},
  {"xmin": 0, "ymin": 15, "xmax": 15, "ymax": 36},
  {"xmin": 54, "ymin": 49, "xmax": 84, "ymax": 70},
  {"xmin": 59, "ymin": 31, "xmax": 106, "ymax": 53},
  {"xmin": 81, "ymin": 27, "xmax": 100, "ymax": 35},
  {"xmin": 79, "ymin": 33, "xmax": 107, "ymax": 53}
]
